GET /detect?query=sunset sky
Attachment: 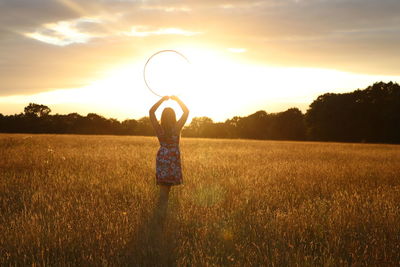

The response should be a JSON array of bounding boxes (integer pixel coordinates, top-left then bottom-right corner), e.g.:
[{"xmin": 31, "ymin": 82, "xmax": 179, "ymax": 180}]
[{"xmin": 1, "ymin": 0, "xmax": 400, "ymax": 122}]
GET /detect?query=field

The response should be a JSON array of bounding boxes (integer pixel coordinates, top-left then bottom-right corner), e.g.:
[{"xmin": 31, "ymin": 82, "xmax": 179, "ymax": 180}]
[{"xmin": 0, "ymin": 134, "xmax": 399, "ymax": 266}]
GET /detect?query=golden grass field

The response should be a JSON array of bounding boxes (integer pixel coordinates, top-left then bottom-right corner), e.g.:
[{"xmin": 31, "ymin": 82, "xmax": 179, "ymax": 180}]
[{"xmin": 0, "ymin": 134, "xmax": 399, "ymax": 266}]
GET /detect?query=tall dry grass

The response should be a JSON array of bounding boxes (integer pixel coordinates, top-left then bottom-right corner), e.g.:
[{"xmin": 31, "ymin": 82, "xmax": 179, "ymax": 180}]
[{"xmin": 0, "ymin": 134, "xmax": 399, "ymax": 266}]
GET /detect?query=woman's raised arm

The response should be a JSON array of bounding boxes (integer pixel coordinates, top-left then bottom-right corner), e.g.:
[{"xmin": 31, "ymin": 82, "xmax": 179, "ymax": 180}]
[
  {"xmin": 171, "ymin": 95, "xmax": 189, "ymax": 130},
  {"xmin": 149, "ymin": 96, "xmax": 169, "ymax": 134}
]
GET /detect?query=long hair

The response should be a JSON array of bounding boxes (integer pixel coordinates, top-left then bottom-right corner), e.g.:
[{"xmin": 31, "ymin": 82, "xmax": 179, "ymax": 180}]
[{"xmin": 160, "ymin": 107, "xmax": 177, "ymax": 136}]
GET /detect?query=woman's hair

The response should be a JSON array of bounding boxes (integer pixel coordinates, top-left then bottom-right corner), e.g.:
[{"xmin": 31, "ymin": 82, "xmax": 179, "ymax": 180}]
[{"xmin": 160, "ymin": 107, "xmax": 177, "ymax": 136}]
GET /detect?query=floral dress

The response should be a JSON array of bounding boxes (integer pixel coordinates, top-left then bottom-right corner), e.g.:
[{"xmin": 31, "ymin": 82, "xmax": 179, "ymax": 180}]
[{"xmin": 156, "ymin": 132, "xmax": 183, "ymax": 186}]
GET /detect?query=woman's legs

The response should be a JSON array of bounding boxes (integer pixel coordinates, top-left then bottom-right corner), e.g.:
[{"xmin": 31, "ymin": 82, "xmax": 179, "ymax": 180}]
[
  {"xmin": 156, "ymin": 185, "xmax": 171, "ymax": 225},
  {"xmin": 159, "ymin": 185, "xmax": 171, "ymax": 205}
]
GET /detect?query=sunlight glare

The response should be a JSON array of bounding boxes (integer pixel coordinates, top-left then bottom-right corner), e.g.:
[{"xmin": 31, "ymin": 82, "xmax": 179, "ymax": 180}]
[
  {"xmin": 144, "ymin": 51, "xmax": 192, "ymax": 97},
  {"xmin": 6, "ymin": 47, "xmax": 400, "ymax": 122}
]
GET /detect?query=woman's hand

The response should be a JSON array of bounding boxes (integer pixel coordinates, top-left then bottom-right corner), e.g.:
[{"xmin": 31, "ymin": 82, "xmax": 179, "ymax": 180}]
[
  {"xmin": 170, "ymin": 95, "xmax": 179, "ymax": 101},
  {"xmin": 150, "ymin": 96, "xmax": 169, "ymax": 114},
  {"xmin": 172, "ymin": 95, "xmax": 189, "ymax": 130}
]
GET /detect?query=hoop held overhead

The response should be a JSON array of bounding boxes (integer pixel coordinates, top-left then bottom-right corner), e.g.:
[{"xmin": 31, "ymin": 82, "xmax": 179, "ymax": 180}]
[{"xmin": 143, "ymin": 50, "xmax": 190, "ymax": 97}]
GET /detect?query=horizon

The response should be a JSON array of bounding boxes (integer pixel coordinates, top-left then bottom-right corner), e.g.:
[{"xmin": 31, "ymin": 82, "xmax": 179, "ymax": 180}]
[
  {"xmin": 1, "ymin": 0, "xmax": 400, "ymax": 121},
  {"xmin": 0, "ymin": 80, "xmax": 398, "ymax": 124}
]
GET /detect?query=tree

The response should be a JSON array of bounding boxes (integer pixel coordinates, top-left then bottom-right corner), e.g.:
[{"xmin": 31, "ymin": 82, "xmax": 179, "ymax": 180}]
[
  {"xmin": 237, "ymin": 111, "xmax": 269, "ymax": 139},
  {"xmin": 121, "ymin": 119, "xmax": 138, "ymax": 135},
  {"xmin": 135, "ymin": 117, "xmax": 155, "ymax": 136},
  {"xmin": 183, "ymin": 117, "xmax": 214, "ymax": 137},
  {"xmin": 306, "ymin": 81, "xmax": 400, "ymax": 143},
  {"xmin": 224, "ymin": 116, "xmax": 241, "ymax": 138},
  {"xmin": 24, "ymin": 103, "xmax": 51, "ymax": 117},
  {"xmin": 274, "ymin": 108, "xmax": 306, "ymax": 140}
]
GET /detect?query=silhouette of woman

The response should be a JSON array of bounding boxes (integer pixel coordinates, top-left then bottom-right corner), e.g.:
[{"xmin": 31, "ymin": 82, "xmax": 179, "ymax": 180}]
[{"xmin": 149, "ymin": 95, "xmax": 189, "ymax": 221}]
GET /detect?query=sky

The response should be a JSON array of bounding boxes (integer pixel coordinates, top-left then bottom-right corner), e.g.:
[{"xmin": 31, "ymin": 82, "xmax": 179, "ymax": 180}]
[{"xmin": 1, "ymin": 0, "xmax": 400, "ymax": 122}]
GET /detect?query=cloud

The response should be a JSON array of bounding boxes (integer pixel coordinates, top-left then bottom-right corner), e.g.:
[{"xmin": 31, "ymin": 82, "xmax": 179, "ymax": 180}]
[
  {"xmin": 1, "ymin": 0, "xmax": 400, "ymax": 97},
  {"xmin": 23, "ymin": 15, "xmax": 202, "ymax": 46},
  {"xmin": 0, "ymin": 0, "xmax": 77, "ymax": 32},
  {"xmin": 139, "ymin": 5, "xmax": 192, "ymax": 12},
  {"xmin": 123, "ymin": 26, "xmax": 202, "ymax": 37},
  {"xmin": 24, "ymin": 18, "xmax": 103, "ymax": 46}
]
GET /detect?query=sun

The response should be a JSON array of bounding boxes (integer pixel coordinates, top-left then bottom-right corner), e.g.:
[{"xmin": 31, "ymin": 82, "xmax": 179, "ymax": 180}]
[
  {"xmin": 28, "ymin": 45, "xmax": 372, "ymax": 123},
  {"xmin": 88, "ymin": 46, "xmax": 246, "ymax": 121},
  {"xmin": 155, "ymin": 47, "xmax": 249, "ymax": 120},
  {"xmin": 142, "ymin": 47, "xmax": 238, "ymax": 100},
  {"xmin": 57, "ymin": 46, "xmax": 239, "ymax": 121},
  {"xmin": 73, "ymin": 45, "xmax": 298, "ymax": 122},
  {"xmin": 143, "ymin": 50, "xmax": 192, "ymax": 97}
]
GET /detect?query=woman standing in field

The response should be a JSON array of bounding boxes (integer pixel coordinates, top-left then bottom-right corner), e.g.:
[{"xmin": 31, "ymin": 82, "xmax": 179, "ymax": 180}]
[{"xmin": 149, "ymin": 95, "xmax": 189, "ymax": 220}]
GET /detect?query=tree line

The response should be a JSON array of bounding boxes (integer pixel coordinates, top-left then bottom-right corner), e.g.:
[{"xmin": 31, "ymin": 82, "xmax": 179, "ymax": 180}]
[
  {"xmin": 0, "ymin": 81, "xmax": 399, "ymax": 143},
  {"xmin": 306, "ymin": 81, "xmax": 400, "ymax": 143}
]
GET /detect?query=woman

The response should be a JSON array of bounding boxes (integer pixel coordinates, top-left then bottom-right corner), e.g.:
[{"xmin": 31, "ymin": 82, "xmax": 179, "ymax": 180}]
[{"xmin": 149, "ymin": 95, "xmax": 189, "ymax": 218}]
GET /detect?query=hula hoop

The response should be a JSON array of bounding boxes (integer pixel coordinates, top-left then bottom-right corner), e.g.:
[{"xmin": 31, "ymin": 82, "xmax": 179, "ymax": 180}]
[{"xmin": 143, "ymin": 50, "xmax": 190, "ymax": 97}]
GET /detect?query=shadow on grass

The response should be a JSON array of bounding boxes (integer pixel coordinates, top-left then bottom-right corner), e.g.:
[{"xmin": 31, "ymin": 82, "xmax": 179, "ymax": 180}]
[{"xmin": 122, "ymin": 195, "xmax": 177, "ymax": 266}]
